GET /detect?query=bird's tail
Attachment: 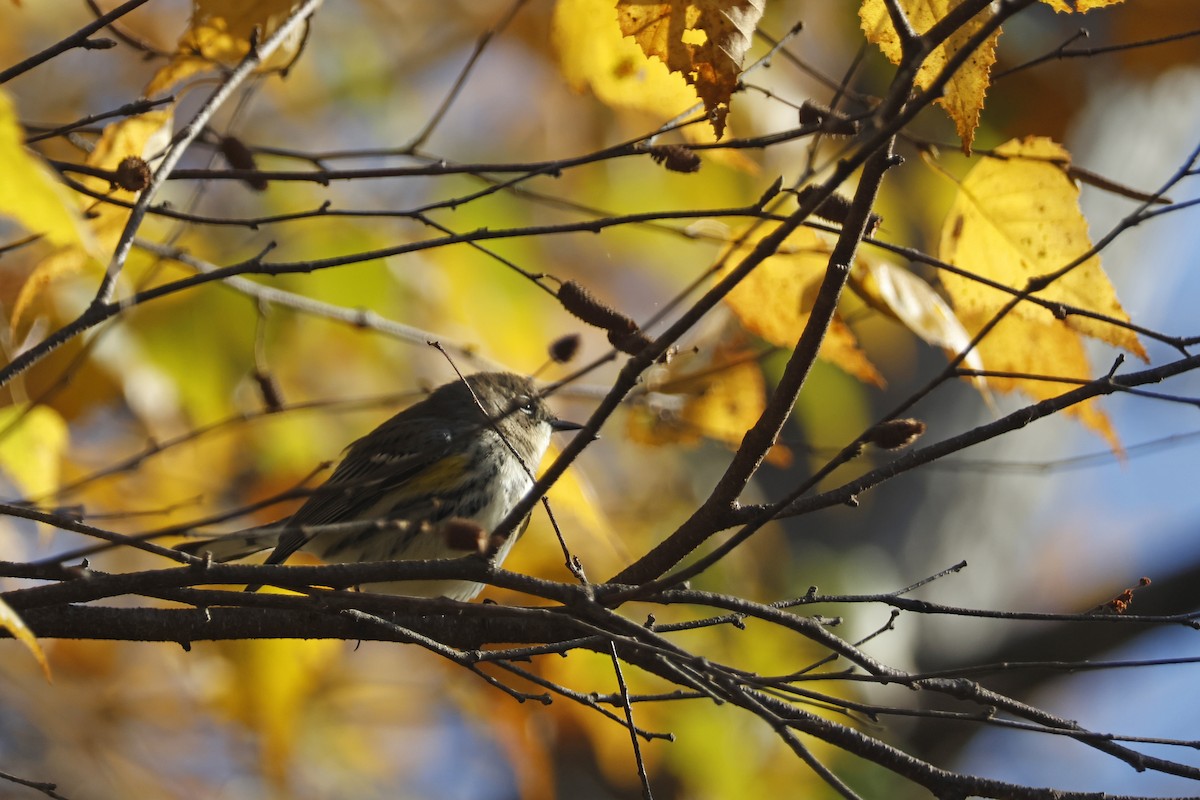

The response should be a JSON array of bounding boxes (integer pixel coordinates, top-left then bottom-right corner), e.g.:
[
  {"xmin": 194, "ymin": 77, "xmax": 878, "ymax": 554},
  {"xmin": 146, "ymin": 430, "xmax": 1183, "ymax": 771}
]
[{"xmin": 175, "ymin": 529, "xmax": 281, "ymax": 562}]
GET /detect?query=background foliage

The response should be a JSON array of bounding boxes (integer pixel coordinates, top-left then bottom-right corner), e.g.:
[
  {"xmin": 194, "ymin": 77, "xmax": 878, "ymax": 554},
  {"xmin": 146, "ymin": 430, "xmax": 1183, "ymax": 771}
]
[{"xmin": 1, "ymin": 1, "xmax": 1199, "ymax": 798}]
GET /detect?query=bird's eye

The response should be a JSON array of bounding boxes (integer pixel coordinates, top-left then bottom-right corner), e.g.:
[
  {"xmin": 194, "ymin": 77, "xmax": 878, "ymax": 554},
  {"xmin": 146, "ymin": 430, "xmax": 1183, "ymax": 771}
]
[{"xmin": 515, "ymin": 395, "xmax": 536, "ymax": 415}]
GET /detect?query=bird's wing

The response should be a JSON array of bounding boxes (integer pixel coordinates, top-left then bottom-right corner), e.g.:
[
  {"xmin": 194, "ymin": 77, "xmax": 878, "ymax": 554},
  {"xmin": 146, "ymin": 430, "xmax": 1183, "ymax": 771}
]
[{"xmin": 264, "ymin": 420, "xmax": 457, "ymax": 566}]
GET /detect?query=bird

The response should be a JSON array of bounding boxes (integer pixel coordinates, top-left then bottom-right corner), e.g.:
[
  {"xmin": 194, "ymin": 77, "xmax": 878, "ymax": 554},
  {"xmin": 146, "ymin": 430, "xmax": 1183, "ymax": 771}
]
[{"xmin": 176, "ymin": 371, "xmax": 582, "ymax": 601}]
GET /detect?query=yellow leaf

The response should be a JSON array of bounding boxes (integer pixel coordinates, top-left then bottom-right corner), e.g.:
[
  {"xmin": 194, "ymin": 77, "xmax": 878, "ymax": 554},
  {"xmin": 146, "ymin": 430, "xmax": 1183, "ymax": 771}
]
[
  {"xmin": 615, "ymin": 0, "xmax": 765, "ymax": 139},
  {"xmin": 0, "ymin": 89, "xmax": 94, "ymax": 252},
  {"xmin": 859, "ymin": 0, "xmax": 1000, "ymax": 153},
  {"xmin": 0, "ymin": 596, "xmax": 51, "ymax": 682},
  {"xmin": 146, "ymin": 0, "xmax": 307, "ymax": 95},
  {"xmin": 720, "ymin": 227, "xmax": 883, "ymax": 385},
  {"xmin": 939, "ymin": 136, "xmax": 1146, "ymax": 359},
  {"xmin": 1039, "ymin": 0, "xmax": 1125, "ymax": 10},
  {"xmin": 937, "ymin": 136, "xmax": 1141, "ymax": 448},
  {"xmin": 851, "ymin": 258, "xmax": 992, "ymax": 401},
  {"xmin": 214, "ymin": 636, "xmax": 340, "ymax": 786},
  {"xmin": 626, "ymin": 344, "xmax": 775, "ymax": 452},
  {"xmin": 542, "ymin": 444, "xmax": 612, "ymax": 553},
  {"xmin": 0, "ymin": 404, "xmax": 68, "ymax": 500},
  {"xmin": 963, "ymin": 310, "xmax": 1120, "ymax": 451},
  {"xmin": 552, "ymin": 0, "xmax": 757, "ymax": 171},
  {"xmin": 11, "ymin": 111, "xmax": 173, "ymax": 332}
]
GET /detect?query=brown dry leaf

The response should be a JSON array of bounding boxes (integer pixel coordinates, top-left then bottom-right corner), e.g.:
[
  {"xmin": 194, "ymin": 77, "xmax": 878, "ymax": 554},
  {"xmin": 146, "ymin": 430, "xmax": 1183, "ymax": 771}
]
[
  {"xmin": 720, "ymin": 226, "xmax": 883, "ymax": 386},
  {"xmin": 11, "ymin": 111, "xmax": 173, "ymax": 333},
  {"xmin": 552, "ymin": 0, "xmax": 757, "ymax": 170},
  {"xmin": 146, "ymin": 0, "xmax": 307, "ymax": 95},
  {"xmin": 859, "ymin": 0, "xmax": 1000, "ymax": 153},
  {"xmin": 616, "ymin": 0, "xmax": 765, "ymax": 139}
]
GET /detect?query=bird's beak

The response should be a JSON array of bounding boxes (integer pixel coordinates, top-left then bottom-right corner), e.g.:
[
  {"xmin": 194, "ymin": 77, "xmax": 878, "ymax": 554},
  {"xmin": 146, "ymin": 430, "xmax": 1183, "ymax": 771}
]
[{"xmin": 550, "ymin": 417, "xmax": 586, "ymax": 433}]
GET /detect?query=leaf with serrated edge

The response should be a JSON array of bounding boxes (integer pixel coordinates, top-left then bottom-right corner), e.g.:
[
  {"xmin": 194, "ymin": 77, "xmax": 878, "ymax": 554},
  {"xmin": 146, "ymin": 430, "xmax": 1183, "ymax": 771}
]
[
  {"xmin": 617, "ymin": 0, "xmax": 765, "ymax": 139},
  {"xmin": 859, "ymin": 0, "xmax": 1000, "ymax": 153},
  {"xmin": 721, "ymin": 227, "xmax": 883, "ymax": 386}
]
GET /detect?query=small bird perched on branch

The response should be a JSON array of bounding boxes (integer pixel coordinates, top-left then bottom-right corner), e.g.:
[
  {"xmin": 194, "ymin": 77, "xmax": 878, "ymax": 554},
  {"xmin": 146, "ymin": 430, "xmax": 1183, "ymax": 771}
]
[{"xmin": 177, "ymin": 372, "xmax": 582, "ymax": 601}]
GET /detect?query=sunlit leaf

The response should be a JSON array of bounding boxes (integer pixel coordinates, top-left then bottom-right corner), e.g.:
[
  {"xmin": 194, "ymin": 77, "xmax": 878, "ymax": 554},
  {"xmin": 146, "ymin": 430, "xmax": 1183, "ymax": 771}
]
[
  {"xmin": 11, "ymin": 111, "xmax": 173, "ymax": 332},
  {"xmin": 626, "ymin": 340, "xmax": 791, "ymax": 464},
  {"xmin": 962, "ymin": 311, "xmax": 1121, "ymax": 451},
  {"xmin": 146, "ymin": 0, "xmax": 308, "ymax": 94},
  {"xmin": 720, "ymin": 226, "xmax": 883, "ymax": 386},
  {"xmin": 0, "ymin": 596, "xmax": 51, "ymax": 682},
  {"xmin": 859, "ymin": 0, "xmax": 1000, "ymax": 153},
  {"xmin": 851, "ymin": 258, "xmax": 992, "ymax": 401},
  {"xmin": 616, "ymin": 0, "xmax": 765, "ymax": 139},
  {"xmin": 939, "ymin": 137, "xmax": 1146, "ymax": 359},
  {"xmin": 0, "ymin": 404, "xmax": 68, "ymax": 500},
  {"xmin": 0, "ymin": 89, "xmax": 94, "ymax": 253},
  {"xmin": 938, "ymin": 136, "xmax": 1142, "ymax": 448},
  {"xmin": 552, "ymin": 0, "xmax": 757, "ymax": 171},
  {"xmin": 213, "ymin": 636, "xmax": 341, "ymax": 785},
  {"xmin": 1039, "ymin": 0, "xmax": 1126, "ymax": 10}
]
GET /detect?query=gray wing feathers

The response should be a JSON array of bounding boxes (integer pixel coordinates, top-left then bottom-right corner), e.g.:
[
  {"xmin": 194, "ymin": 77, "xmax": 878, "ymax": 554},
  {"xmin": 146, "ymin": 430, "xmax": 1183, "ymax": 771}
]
[{"xmin": 262, "ymin": 422, "xmax": 456, "ymax": 565}]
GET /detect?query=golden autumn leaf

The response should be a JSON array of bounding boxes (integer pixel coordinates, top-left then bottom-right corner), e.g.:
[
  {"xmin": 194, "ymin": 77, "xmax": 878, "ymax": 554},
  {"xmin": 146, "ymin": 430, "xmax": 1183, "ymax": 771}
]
[
  {"xmin": 0, "ymin": 596, "xmax": 51, "ymax": 682},
  {"xmin": 859, "ymin": 0, "xmax": 1000, "ymax": 153},
  {"xmin": 1039, "ymin": 0, "xmax": 1125, "ymax": 10},
  {"xmin": 552, "ymin": 0, "xmax": 757, "ymax": 171},
  {"xmin": 615, "ymin": 0, "xmax": 765, "ymax": 139},
  {"xmin": 10, "ymin": 111, "xmax": 173, "ymax": 332},
  {"xmin": 0, "ymin": 89, "xmax": 95, "ymax": 253},
  {"xmin": 938, "ymin": 136, "xmax": 1144, "ymax": 448},
  {"xmin": 939, "ymin": 137, "xmax": 1145, "ymax": 359},
  {"xmin": 213, "ymin": 636, "xmax": 341, "ymax": 785},
  {"xmin": 720, "ymin": 226, "xmax": 883, "ymax": 386},
  {"xmin": 962, "ymin": 311, "xmax": 1121, "ymax": 451},
  {"xmin": 850, "ymin": 258, "xmax": 993, "ymax": 402},
  {"xmin": 625, "ymin": 341, "xmax": 788, "ymax": 463},
  {"xmin": 0, "ymin": 404, "xmax": 68, "ymax": 500},
  {"xmin": 146, "ymin": 0, "xmax": 307, "ymax": 95}
]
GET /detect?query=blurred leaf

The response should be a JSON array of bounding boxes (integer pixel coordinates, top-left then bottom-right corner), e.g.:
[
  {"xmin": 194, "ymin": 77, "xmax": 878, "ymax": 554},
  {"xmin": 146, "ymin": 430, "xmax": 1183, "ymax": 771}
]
[
  {"xmin": 615, "ymin": 0, "xmax": 765, "ymax": 139},
  {"xmin": 0, "ymin": 404, "xmax": 68, "ymax": 499},
  {"xmin": 536, "ymin": 623, "xmax": 838, "ymax": 798},
  {"xmin": 147, "ymin": 0, "xmax": 308, "ymax": 94},
  {"xmin": 11, "ymin": 110, "xmax": 173, "ymax": 333},
  {"xmin": 626, "ymin": 340, "xmax": 791, "ymax": 464},
  {"xmin": 0, "ymin": 596, "xmax": 51, "ymax": 682},
  {"xmin": 720, "ymin": 226, "xmax": 883, "ymax": 386},
  {"xmin": 492, "ymin": 441, "xmax": 622, "ymax": 597},
  {"xmin": 214, "ymin": 636, "xmax": 341, "ymax": 786},
  {"xmin": 850, "ymin": 258, "xmax": 992, "ymax": 400},
  {"xmin": 0, "ymin": 89, "xmax": 95, "ymax": 254},
  {"xmin": 859, "ymin": 0, "xmax": 1000, "ymax": 153}
]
